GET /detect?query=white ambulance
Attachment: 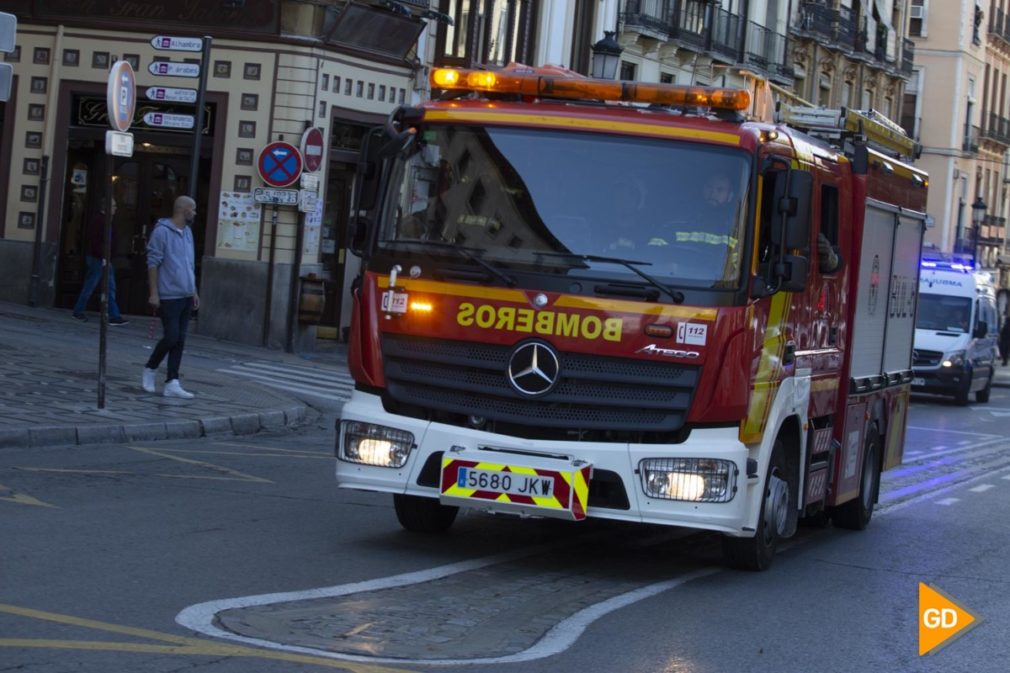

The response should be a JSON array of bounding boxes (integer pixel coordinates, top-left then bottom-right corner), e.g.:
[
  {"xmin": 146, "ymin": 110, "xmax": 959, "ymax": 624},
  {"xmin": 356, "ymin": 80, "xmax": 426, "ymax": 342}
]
[{"xmin": 912, "ymin": 261, "xmax": 1000, "ymax": 404}]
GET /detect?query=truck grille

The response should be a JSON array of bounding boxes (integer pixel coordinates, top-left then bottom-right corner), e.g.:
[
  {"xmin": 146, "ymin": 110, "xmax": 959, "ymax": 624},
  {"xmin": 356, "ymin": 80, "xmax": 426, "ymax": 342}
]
[
  {"xmin": 380, "ymin": 334, "xmax": 699, "ymax": 437},
  {"xmin": 912, "ymin": 349, "xmax": 943, "ymax": 367}
]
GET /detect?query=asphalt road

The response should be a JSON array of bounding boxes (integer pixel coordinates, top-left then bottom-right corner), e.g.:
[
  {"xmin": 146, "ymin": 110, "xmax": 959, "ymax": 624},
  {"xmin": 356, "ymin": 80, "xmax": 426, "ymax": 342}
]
[{"xmin": 2, "ymin": 389, "xmax": 1009, "ymax": 673}]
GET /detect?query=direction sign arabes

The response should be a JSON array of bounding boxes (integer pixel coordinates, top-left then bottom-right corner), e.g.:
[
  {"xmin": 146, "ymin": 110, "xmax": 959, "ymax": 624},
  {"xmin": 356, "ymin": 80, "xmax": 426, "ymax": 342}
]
[
  {"xmin": 150, "ymin": 35, "xmax": 203, "ymax": 52},
  {"xmin": 258, "ymin": 141, "xmax": 303, "ymax": 188},
  {"xmin": 300, "ymin": 127, "xmax": 325, "ymax": 173},
  {"xmin": 145, "ymin": 86, "xmax": 197, "ymax": 104},
  {"xmin": 143, "ymin": 112, "xmax": 195, "ymax": 129},
  {"xmin": 148, "ymin": 61, "xmax": 200, "ymax": 78},
  {"xmin": 253, "ymin": 187, "xmax": 299, "ymax": 205},
  {"xmin": 106, "ymin": 60, "xmax": 137, "ymax": 133}
]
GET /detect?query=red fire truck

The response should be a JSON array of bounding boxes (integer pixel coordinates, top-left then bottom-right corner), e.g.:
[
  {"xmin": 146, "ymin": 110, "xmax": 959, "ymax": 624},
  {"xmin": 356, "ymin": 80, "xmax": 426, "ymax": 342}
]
[{"xmin": 335, "ymin": 65, "xmax": 927, "ymax": 570}]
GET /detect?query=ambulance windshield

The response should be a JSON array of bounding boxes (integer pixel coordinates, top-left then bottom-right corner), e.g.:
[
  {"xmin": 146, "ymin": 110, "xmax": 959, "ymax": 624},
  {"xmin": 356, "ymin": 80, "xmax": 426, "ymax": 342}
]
[
  {"xmin": 916, "ymin": 293, "xmax": 973, "ymax": 333},
  {"xmin": 379, "ymin": 125, "xmax": 751, "ymax": 289}
]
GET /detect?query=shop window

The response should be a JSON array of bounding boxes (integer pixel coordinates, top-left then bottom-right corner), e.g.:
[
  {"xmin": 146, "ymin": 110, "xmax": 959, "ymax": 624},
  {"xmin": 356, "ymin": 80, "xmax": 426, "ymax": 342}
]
[
  {"xmin": 435, "ymin": 0, "xmax": 539, "ymax": 67},
  {"xmin": 620, "ymin": 62, "xmax": 637, "ymax": 81}
]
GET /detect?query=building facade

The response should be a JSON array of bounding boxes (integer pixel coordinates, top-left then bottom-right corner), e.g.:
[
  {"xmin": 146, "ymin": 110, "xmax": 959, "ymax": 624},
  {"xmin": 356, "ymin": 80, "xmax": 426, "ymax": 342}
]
[
  {"xmin": 1, "ymin": 0, "xmax": 434, "ymax": 348},
  {"xmin": 790, "ymin": 1, "xmax": 914, "ymax": 120},
  {"xmin": 903, "ymin": 0, "xmax": 995, "ymax": 269}
]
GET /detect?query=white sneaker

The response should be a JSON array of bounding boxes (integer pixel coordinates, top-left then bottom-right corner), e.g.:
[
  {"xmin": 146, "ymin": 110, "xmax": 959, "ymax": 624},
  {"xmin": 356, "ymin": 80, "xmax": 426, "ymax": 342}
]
[
  {"xmin": 142, "ymin": 367, "xmax": 157, "ymax": 393},
  {"xmin": 163, "ymin": 379, "xmax": 195, "ymax": 399}
]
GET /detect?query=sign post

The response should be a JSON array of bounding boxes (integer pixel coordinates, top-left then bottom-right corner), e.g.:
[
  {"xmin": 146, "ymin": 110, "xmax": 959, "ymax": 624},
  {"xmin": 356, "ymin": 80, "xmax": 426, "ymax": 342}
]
[
  {"xmin": 151, "ymin": 34, "xmax": 211, "ymax": 202},
  {"xmin": 99, "ymin": 59, "xmax": 136, "ymax": 410}
]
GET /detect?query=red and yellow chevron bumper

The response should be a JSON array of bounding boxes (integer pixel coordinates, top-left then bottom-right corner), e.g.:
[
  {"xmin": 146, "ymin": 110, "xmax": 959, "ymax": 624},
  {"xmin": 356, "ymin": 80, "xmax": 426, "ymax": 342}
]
[{"xmin": 439, "ymin": 450, "xmax": 592, "ymax": 521}]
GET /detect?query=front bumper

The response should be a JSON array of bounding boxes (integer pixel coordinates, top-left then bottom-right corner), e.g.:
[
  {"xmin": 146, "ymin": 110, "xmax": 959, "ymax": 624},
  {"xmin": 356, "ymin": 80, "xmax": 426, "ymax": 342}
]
[
  {"xmin": 911, "ymin": 365, "xmax": 969, "ymax": 396},
  {"xmin": 335, "ymin": 390, "xmax": 757, "ymax": 535}
]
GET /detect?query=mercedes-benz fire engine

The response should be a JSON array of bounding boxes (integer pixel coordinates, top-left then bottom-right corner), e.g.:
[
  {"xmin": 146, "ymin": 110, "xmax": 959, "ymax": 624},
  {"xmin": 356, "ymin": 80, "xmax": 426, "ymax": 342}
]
[{"xmin": 335, "ymin": 65, "xmax": 928, "ymax": 570}]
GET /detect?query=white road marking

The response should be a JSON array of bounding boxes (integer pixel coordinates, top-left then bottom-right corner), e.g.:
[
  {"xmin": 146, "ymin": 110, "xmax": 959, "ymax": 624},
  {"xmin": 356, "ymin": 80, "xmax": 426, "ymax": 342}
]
[
  {"xmin": 881, "ymin": 463, "xmax": 1010, "ymax": 514},
  {"xmin": 935, "ymin": 498, "xmax": 960, "ymax": 506},
  {"xmin": 906, "ymin": 450, "xmax": 923, "ymax": 456},
  {"xmin": 176, "ymin": 538, "xmax": 717, "ymax": 666},
  {"xmin": 218, "ymin": 363, "xmax": 353, "ymax": 403},
  {"xmin": 969, "ymin": 484, "xmax": 995, "ymax": 493},
  {"xmin": 931, "ymin": 446, "xmax": 947, "ymax": 451},
  {"xmin": 958, "ymin": 440, "xmax": 973, "ymax": 446},
  {"xmin": 907, "ymin": 425, "xmax": 1001, "ymax": 438}
]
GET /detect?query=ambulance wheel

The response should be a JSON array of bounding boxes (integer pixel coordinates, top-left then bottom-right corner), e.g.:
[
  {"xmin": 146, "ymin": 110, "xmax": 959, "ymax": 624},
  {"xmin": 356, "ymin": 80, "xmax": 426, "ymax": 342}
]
[
  {"xmin": 393, "ymin": 494, "xmax": 458, "ymax": 533},
  {"xmin": 832, "ymin": 426, "xmax": 881, "ymax": 531},
  {"xmin": 722, "ymin": 439, "xmax": 789, "ymax": 571},
  {"xmin": 976, "ymin": 369, "xmax": 993, "ymax": 403}
]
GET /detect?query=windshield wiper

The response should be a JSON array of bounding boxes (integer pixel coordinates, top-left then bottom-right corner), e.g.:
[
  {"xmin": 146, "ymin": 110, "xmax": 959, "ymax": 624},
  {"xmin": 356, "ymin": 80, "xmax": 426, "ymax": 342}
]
[
  {"xmin": 383, "ymin": 240, "xmax": 517, "ymax": 287},
  {"xmin": 534, "ymin": 251, "xmax": 685, "ymax": 304}
]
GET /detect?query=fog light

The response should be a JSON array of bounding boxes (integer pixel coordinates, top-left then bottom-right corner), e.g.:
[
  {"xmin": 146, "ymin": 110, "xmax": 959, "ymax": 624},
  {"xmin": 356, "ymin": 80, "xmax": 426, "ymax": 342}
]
[
  {"xmin": 639, "ymin": 458, "xmax": 737, "ymax": 503},
  {"xmin": 340, "ymin": 421, "xmax": 414, "ymax": 468}
]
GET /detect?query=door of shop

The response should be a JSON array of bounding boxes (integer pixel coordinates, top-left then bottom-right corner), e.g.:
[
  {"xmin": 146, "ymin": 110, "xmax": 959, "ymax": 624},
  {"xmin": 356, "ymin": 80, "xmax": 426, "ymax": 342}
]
[
  {"xmin": 320, "ymin": 165, "xmax": 354, "ymax": 340},
  {"xmin": 57, "ymin": 144, "xmax": 208, "ymax": 316}
]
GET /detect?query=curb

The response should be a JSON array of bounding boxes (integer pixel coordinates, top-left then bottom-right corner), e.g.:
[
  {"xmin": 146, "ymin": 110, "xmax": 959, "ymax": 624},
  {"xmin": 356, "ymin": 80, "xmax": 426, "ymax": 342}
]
[{"xmin": 0, "ymin": 403, "xmax": 309, "ymax": 451}]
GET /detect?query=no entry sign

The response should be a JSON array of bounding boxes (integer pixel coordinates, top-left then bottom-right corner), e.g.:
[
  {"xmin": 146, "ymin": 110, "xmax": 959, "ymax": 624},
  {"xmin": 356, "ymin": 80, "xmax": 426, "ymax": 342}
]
[
  {"xmin": 258, "ymin": 142, "xmax": 303, "ymax": 188},
  {"xmin": 300, "ymin": 127, "xmax": 325, "ymax": 173}
]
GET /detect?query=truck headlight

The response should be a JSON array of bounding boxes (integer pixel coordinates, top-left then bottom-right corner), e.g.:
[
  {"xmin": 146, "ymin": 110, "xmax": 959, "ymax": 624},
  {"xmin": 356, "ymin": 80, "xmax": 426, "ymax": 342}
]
[
  {"xmin": 640, "ymin": 458, "xmax": 737, "ymax": 503},
  {"xmin": 339, "ymin": 421, "xmax": 414, "ymax": 468},
  {"xmin": 941, "ymin": 351, "xmax": 966, "ymax": 368}
]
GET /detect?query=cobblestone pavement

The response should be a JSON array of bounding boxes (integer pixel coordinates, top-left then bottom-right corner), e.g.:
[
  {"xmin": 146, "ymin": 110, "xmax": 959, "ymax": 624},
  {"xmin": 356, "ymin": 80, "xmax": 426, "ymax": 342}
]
[
  {"xmin": 0, "ymin": 302, "xmax": 351, "ymax": 449},
  {"xmin": 213, "ymin": 530, "xmax": 715, "ymax": 661}
]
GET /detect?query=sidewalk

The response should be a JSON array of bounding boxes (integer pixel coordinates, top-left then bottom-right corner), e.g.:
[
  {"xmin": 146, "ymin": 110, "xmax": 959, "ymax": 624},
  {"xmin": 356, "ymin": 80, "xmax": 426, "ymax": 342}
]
[
  {"xmin": 0, "ymin": 301, "xmax": 350, "ymax": 450},
  {"xmin": 995, "ymin": 362, "xmax": 1010, "ymax": 388}
]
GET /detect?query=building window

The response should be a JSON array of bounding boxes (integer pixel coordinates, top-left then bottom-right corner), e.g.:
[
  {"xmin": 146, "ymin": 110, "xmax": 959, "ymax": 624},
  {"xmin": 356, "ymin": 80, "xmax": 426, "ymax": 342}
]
[
  {"xmin": 379, "ymin": 84, "xmax": 386, "ymax": 101},
  {"xmin": 620, "ymin": 61, "xmax": 637, "ymax": 81},
  {"xmin": 660, "ymin": 73, "xmax": 674, "ymax": 84},
  {"xmin": 333, "ymin": 76, "xmax": 341, "ymax": 93},
  {"xmin": 356, "ymin": 81, "xmax": 364, "ymax": 97},
  {"xmin": 399, "ymin": 88, "xmax": 406, "ymax": 104},
  {"xmin": 569, "ymin": 0, "xmax": 596, "ymax": 75},
  {"xmin": 367, "ymin": 83, "xmax": 375, "ymax": 99},
  {"xmin": 909, "ymin": 0, "xmax": 926, "ymax": 37},
  {"xmin": 435, "ymin": 0, "xmax": 539, "ymax": 67},
  {"xmin": 345, "ymin": 79, "xmax": 353, "ymax": 96},
  {"xmin": 322, "ymin": 74, "xmax": 329, "ymax": 90}
]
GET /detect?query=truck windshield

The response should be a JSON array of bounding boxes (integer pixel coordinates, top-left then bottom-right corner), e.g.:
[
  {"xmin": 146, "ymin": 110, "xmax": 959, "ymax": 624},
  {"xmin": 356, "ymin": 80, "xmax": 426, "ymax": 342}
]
[
  {"xmin": 915, "ymin": 293, "xmax": 972, "ymax": 333},
  {"xmin": 378, "ymin": 125, "xmax": 751, "ymax": 289}
]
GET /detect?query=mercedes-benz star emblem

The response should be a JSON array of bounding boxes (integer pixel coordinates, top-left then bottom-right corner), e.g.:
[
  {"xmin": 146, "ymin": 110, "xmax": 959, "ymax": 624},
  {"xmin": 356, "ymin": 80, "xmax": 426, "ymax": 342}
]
[{"xmin": 507, "ymin": 341, "xmax": 560, "ymax": 396}]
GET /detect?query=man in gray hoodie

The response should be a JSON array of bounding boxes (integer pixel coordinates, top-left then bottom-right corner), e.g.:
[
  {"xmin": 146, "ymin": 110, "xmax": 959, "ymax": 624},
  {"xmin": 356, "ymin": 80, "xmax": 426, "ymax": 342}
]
[{"xmin": 143, "ymin": 195, "xmax": 200, "ymax": 398}]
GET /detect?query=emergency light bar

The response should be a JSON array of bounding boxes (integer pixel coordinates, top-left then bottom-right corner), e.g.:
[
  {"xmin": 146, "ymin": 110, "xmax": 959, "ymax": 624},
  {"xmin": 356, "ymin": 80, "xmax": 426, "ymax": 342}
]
[{"xmin": 430, "ymin": 67, "xmax": 752, "ymax": 111}]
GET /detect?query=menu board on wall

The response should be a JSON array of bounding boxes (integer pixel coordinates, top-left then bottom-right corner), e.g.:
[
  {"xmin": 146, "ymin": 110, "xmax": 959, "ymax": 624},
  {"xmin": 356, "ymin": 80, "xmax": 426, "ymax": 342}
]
[{"xmin": 216, "ymin": 191, "xmax": 261, "ymax": 253}]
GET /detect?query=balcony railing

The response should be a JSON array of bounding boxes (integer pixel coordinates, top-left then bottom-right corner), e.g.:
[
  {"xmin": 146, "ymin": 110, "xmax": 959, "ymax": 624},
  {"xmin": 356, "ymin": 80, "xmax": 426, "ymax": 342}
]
[
  {"xmin": 622, "ymin": 0, "xmax": 673, "ymax": 36},
  {"xmin": 981, "ymin": 215, "xmax": 1006, "ymax": 245},
  {"xmin": 797, "ymin": 0, "xmax": 836, "ymax": 39},
  {"xmin": 901, "ymin": 38, "xmax": 915, "ymax": 77},
  {"xmin": 745, "ymin": 21, "xmax": 790, "ymax": 76},
  {"xmin": 670, "ymin": 0, "xmax": 707, "ymax": 49},
  {"xmin": 990, "ymin": 7, "xmax": 1010, "ymax": 44},
  {"xmin": 981, "ymin": 112, "xmax": 1010, "ymax": 146},
  {"xmin": 710, "ymin": 6, "xmax": 742, "ymax": 62},
  {"xmin": 836, "ymin": 5, "xmax": 858, "ymax": 51}
]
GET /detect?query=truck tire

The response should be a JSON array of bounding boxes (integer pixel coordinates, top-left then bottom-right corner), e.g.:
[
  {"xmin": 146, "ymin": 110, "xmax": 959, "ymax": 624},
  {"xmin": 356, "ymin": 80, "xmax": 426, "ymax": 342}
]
[
  {"xmin": 722, "ymin": 438, "xmax": 790, "ymax": 571},
  {"xmin": 976, "ymin": 369, "xmax": 993, "ymax": 403},
  {"xmin": 832, "ymin": 426, "xmax": 881, "ymax": 530},
  {"xmin": 393, "ymin": 494, "xmax": 458, "ymax": 533}
]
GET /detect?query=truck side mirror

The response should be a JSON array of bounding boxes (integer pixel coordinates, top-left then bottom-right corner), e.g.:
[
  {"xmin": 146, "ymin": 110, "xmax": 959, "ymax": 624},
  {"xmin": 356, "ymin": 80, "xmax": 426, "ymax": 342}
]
[
  {"xmin": 770, "ymin": 170, "xmax": 813, "ymax": 253},
  {"xmin": 778, "ymin": 254, "xmax": 809, "ymax": 292},
  {"xmin": 355, "ymin": 127, "xmax": 387, "ymax": 212},
  {"xmin": 974, "ymin": 322, "xmax": 989, "ymax": 339}
]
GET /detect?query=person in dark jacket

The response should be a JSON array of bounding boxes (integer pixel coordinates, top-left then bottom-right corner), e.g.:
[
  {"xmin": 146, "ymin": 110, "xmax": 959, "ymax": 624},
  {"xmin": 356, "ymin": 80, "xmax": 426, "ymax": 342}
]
[
  {"xmin": 71, "ymin": 201, "xmax": 128, "ymax": 325},
  {"xmin": 1000, "ymin": 317, "xmax": 1010, "ymax": 366}
]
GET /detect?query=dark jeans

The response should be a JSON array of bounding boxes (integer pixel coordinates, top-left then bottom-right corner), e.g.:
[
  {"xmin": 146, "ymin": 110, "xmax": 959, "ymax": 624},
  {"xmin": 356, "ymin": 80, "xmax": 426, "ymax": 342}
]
[
  {"xmin": 146, "ymin": 297, "xmax": 192, "ymax": 382},
  {"xmin": 72, "ymin": 256, "xmax": 122, "ymax": 319}
]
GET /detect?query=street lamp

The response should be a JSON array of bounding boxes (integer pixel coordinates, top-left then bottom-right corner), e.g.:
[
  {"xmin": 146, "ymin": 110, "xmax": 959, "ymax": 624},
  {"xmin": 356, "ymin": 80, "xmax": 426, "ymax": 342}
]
[
  {"xmin": 590, "ymin": 31, "xmax": 623, "ymax": 80},
  {"xmin": 972, "ymin": 196, "xmax": 987, "ymax": 267}
]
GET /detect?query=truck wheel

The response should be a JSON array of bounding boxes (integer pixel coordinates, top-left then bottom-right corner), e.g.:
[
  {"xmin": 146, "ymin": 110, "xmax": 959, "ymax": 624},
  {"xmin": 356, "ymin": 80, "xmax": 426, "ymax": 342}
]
[
  {"xmin": 722, "ymin": 439, "xmax": 790, "ymax": 571},
  {"xmin": 976, "ymin": 369, "xmax": 993, "ymax": 403},
  {"xmin": 832, "ymin": 426, "xmax": 881, "ymax": 530},
  {"xmin": 393, "ymin": 494, "xmax": 458, "ymax": 533}
]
